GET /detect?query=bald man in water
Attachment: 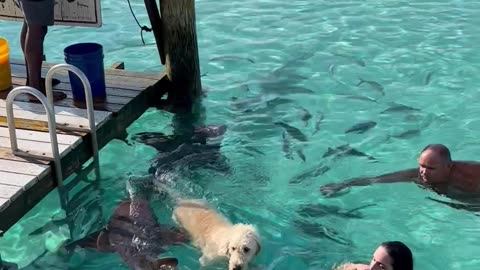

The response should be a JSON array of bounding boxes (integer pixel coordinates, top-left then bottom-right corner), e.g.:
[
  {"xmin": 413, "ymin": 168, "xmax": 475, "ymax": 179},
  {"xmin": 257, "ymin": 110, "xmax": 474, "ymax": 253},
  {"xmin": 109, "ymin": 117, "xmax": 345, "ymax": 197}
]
[{"xmin": 320, "ymin": 144, "xmax": 480, "ymax": 210}]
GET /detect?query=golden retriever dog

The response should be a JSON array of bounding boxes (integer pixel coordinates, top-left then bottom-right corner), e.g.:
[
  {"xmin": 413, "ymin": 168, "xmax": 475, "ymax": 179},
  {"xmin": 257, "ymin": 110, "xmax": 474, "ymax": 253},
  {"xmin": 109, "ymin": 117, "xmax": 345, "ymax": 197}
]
[{"xmin": 172, "ymin": 199, "xmax": 261, "ymax": 270}]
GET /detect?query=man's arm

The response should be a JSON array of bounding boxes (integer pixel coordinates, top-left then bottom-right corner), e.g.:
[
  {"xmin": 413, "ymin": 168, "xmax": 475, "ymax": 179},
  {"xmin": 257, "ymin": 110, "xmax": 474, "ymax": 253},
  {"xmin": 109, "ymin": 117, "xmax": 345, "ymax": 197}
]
[
  {"xmin": 320, "ymin": 168, "xmax": 418, "ymax": 196},
  {"xmin": 348, "ymin": 168, "xmax": 418, "ymax": 186}
]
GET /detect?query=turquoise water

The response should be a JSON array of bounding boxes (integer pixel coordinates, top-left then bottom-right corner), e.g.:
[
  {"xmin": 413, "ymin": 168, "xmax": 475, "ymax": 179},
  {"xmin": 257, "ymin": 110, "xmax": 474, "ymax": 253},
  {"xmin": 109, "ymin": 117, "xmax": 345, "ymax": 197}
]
[{"xmin": 2, "ymin": 0, "xmax": 480, "ymax": 269}]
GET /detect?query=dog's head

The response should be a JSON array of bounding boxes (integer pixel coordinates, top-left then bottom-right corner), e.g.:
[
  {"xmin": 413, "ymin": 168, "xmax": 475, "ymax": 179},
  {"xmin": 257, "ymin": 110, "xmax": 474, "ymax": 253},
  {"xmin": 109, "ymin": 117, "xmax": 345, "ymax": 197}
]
[{"xmin": 225, "ymin": 224, "xmax": 261, "ymax": 270}]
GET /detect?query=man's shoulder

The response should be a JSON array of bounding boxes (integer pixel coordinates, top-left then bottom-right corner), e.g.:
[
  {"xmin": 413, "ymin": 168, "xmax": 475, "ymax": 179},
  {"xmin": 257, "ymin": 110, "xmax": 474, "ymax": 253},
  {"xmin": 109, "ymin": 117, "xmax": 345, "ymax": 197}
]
[
  {"xmin": 453, "ymin": 161, "xmax": 480, "ymax": 171},
  {"xmin": 451, "ymin": 161, "xmax": 480, "ymax": 185}
]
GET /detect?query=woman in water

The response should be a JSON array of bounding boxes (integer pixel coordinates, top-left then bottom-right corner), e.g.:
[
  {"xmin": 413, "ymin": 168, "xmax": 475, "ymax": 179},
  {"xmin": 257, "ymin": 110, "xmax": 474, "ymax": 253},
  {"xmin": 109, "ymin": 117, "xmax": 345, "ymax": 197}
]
[{"xmin": 335, "ymin": 241, "xmax": 413, "ymax": 270}]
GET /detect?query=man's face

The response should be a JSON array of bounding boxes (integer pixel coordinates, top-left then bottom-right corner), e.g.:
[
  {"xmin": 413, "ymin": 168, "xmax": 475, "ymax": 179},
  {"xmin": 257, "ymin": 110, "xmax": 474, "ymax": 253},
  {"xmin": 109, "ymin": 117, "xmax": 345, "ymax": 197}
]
[{"xmin": 418, "ymin": 149, "xmax": 451, "ymax": 184}]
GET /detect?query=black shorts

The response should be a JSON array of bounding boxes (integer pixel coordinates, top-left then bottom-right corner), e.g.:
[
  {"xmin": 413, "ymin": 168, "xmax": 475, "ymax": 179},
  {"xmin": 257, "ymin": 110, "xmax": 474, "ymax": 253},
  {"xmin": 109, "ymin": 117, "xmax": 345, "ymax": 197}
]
[{"xmin": 19, "ymin": 0, "xmax": 55, "ymax": 26}]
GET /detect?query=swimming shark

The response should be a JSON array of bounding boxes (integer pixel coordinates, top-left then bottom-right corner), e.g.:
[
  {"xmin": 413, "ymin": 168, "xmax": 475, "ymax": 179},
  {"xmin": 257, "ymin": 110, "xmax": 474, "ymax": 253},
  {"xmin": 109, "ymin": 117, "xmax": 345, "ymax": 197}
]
[
  {"xmin": 148, "ymin": 142, "xmax": 231, "ymax": 177},
  {"xmin": 65, "ymin": 199, "xmax": 189, "ymax": 270},
  {"xmin": 322, "ymin": 144, "xmax": 376, "ymax": 161},
  {"xmin": 274, "ymin": 121, "xmax": 309, "ymax": 142},
  {"xmin": 296, "ymin": 203, "xmax": 376, "ymax": 219},
  {"xmin": 293, "ymin": 219, "xmax": 352, "ymax": 246},
  {"xmin": 289, "ymin": 164, "xmax": 330, "ymax": 184},
  {"xmin": 132, "ymin": 126, "xmax": 231, "ymax": 195},
  {"xmin": 344, "ymin": 121, "xmax": 377, "ymax": 134},
  {"xmin": 131, "ymin": 124, "xmax": 228, "ymax": 153}
]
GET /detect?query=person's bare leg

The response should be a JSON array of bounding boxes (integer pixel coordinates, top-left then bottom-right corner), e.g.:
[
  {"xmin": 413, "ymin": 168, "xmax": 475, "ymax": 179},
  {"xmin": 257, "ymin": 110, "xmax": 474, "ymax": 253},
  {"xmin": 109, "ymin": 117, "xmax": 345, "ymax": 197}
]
[
  {"xmin": 21, "ymin": 23, "xmax": 58, "ymax": 87},
  {"xmin": 24, "ymin": 25, "xmax": 65, "ymax": 101},
  {"xmin": 24, "ymin": 24, "xmax": 46, "ymax": 91},
  {"xmin": 20, "ymin": 22, "xmax": 29, "ymax": 84}
]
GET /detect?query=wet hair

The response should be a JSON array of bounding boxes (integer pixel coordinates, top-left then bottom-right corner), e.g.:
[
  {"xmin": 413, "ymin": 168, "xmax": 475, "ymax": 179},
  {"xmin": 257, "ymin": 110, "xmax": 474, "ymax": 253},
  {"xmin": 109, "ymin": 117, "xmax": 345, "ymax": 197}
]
[
  {"xmin": 421, "ymin": 144, "xmax": 452, "ymax": 163},
  {"xmin": 380, "ymin": 241, "xmax": 413, "ymax": 270}
]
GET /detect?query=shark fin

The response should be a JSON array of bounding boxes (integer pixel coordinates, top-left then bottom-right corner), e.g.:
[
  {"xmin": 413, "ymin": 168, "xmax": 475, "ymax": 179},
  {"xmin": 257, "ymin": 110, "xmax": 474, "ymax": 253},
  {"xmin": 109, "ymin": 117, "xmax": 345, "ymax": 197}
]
[
  {"xmin": 64, "ymin": 229, "xmax": 114, "ymax": 253},
  {"xmin": 96, "ymin": 229, "xmax": 114, "ymax": 252}
]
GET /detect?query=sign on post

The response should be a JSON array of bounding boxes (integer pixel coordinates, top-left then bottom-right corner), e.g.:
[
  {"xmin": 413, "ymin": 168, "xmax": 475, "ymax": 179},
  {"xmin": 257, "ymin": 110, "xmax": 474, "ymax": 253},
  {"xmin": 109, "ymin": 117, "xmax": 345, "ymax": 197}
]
[{"xmin": 0, "ymin": 0, "xmax": 102, "ymax": 27}]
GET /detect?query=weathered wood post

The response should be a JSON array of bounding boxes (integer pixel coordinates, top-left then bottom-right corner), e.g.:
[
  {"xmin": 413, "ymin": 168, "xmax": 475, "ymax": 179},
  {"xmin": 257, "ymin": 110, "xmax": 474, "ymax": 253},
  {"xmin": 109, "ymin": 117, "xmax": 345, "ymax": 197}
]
[
  {"xmin": 143, "ymin": 0, "xmax": 204, "ymax": 138},
  {"xmin": 159, "ymin": 0, "xmax": 202, "ymax": 112}
]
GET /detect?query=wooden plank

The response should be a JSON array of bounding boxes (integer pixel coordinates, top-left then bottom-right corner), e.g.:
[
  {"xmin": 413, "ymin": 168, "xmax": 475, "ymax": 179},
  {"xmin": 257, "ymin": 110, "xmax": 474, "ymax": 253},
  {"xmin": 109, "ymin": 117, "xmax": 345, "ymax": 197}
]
[
  {"xmin": 8, "ymin": 59, "xmax": 159, "ymax": 113},
  {"xmin": 12, "ymin": 75, "xmax": 142, "ymax": 94},
  {"xmin": 0, "ymin": 159, "xmax": 49, "ymax": 176},
  {"xmin": 0, "ymin": 137, "xmax": 71, "ymax": 158},
  {"xmin": 10, "ymin": 58, "xmax": 162, "ymax": 80},
  {"xmin": 10, "ymin": 58, "xmax": 164, "ymax": 80},
  {"xmin": 101, "ymin": 65, "xmax": 164, "ymax": 80},
  {"xmin": 11, "ymin": 73, "xmax": 146, "ymax": 92},
  {"xmin": 12, "ymin": 77, "xmax": 141, "ymax": 98},
  {"xmin": 10, "ymin": 61, "xmax": 161, "ymax": 88},
  {"xmin": 0, "ymin": 108, "xmax": 100, "ymax": 131},
  {"xmin": 0, "ymin": 184, "xmax": 23, "ymax": 200},
  {"xmin": 0, "ymin": 90, "xmax": 124, "ymax": 113},
  {"xmin": 0, "ymin": 98, "xmax": 112, "ymax": 121},
  {"xmin": 59, "ymin": 90, "xmax": 133, "ymax": 105},
  {"xmin": 0, "ymin": 117, "xmax": 69, "ymax": 134},
  {"xmin": 0, "ymin": 167, "xmax": 54, "ymax": 233},
  {"xmin": 0, "ymin": 127, "xmax": 82, "ymax": 147},
  {"xmin": 7, "ymin": 85, "xmax": 133, "ymax": 106},
  {"xmin": 0, "ymin": 147, "xmax": 49, "ymax": 164},
  {"xmin": 0, "ymin": 99, "xmax": 112, "ymax": 130},
  {"xmin": 0, "ymin": 171, "xmax": 38, "ymax": 189}
]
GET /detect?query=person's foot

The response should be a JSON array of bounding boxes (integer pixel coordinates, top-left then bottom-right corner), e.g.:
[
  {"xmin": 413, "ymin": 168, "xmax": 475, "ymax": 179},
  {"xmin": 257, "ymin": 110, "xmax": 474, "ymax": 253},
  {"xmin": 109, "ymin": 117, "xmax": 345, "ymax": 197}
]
[
  {"xmin": 27, "ymin": 83, "xmax": 67, "ymax": 103},
  {"xmin": 25, "ymin": 76, "xmax": 65, "ymax": 103},
  {"xmin": 26, "ymin": 77, "xmax": 61, "ymax": 87},
  {"xmin": 44, "ymin": 77, "xmax": 61, "ymax": 87}
]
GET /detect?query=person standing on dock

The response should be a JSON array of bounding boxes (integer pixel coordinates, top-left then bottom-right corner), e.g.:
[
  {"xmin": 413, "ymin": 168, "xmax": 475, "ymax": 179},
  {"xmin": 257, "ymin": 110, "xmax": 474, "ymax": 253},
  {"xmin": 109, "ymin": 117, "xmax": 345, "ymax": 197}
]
[{"xmin": 18, "ymin": 0, "xmax": 66, "ymax": 101}]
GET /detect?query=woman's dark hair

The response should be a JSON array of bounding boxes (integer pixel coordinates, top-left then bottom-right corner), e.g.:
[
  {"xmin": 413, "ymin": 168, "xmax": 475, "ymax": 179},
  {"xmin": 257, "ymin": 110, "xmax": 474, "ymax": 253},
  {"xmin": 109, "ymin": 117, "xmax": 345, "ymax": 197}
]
[{"xmin": 381, "ymin": 241, "xmax": 413, "ymax": 270}]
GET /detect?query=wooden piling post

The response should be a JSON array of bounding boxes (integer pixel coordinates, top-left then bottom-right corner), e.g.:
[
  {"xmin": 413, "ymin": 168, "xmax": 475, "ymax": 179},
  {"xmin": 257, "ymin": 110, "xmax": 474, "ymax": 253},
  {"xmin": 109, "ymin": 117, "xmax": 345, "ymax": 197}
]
[{"xmin": 159, "ymin": 0, "xmax": 202, "ymax": 112}]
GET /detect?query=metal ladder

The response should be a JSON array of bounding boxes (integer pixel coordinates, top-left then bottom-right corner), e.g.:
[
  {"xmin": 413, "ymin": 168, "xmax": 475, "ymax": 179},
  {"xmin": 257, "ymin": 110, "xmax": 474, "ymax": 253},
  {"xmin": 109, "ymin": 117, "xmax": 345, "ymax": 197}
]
[
  {"xmin": 5, "ymin": 64, "xmax": 101, "ymax": 240},
  {"xmin": 6, "ymin": 63, "xmax": 100, "ymax": 185}
]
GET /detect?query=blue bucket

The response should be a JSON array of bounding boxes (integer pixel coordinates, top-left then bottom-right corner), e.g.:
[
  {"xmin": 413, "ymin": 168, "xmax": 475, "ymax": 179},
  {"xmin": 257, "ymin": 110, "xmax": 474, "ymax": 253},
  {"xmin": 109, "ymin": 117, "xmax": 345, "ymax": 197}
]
[{"xmin": 64, "ymin": 43, "xmax": 106, "ymax": 103}]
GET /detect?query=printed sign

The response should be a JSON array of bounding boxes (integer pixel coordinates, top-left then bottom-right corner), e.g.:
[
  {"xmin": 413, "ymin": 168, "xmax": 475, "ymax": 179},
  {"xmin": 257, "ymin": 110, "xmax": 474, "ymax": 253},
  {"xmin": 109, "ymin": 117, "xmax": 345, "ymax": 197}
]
[{"xmin": 0, "ymin": 0, "xmax": 102, "ymax": 27}]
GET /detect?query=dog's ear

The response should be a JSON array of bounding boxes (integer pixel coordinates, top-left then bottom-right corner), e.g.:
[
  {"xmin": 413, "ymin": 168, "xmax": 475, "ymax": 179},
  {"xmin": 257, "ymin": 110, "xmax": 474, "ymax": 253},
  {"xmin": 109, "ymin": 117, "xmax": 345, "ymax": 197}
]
[
  {"xmin": 254, "ymin": 239, "xmax": 261, "ymax": 256},
  {"xmin": 224, "ymin": 241, "xmax": 231, "ymax": 256}
]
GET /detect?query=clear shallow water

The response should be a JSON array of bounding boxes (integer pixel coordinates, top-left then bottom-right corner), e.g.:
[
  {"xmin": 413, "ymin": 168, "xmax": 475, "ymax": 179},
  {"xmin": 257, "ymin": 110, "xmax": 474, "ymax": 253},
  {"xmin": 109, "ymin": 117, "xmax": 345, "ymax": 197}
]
[{"xmin": 2, "ymin": 0, "xmax": 480, "ymax": 269}]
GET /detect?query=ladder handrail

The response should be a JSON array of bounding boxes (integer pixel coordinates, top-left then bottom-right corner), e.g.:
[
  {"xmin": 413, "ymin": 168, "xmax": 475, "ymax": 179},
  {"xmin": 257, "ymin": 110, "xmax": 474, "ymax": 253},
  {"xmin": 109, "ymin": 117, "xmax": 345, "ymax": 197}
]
[
  {"xmin": 45, "ymin": 64, "xmax": 99, "ymax": 160},
  {"xmin": 6, "ymin": 86, "xmax": 63, "ymax": 186}
]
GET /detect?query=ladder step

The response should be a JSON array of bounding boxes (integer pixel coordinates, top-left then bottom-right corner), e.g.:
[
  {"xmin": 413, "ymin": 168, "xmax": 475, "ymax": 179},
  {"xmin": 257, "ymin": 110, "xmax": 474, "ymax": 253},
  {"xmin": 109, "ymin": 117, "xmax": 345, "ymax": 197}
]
[{"xmin": 12, "ymin": 149, "xmax": 57, "ymax": 161}]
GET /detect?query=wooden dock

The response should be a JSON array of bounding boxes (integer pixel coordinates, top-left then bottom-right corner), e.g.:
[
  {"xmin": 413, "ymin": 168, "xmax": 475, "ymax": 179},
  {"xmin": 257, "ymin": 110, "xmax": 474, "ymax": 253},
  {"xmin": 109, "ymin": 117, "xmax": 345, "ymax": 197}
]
[{"xmin": 0, "ymin": 59, "xmax": 166, "ymax": 234}]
